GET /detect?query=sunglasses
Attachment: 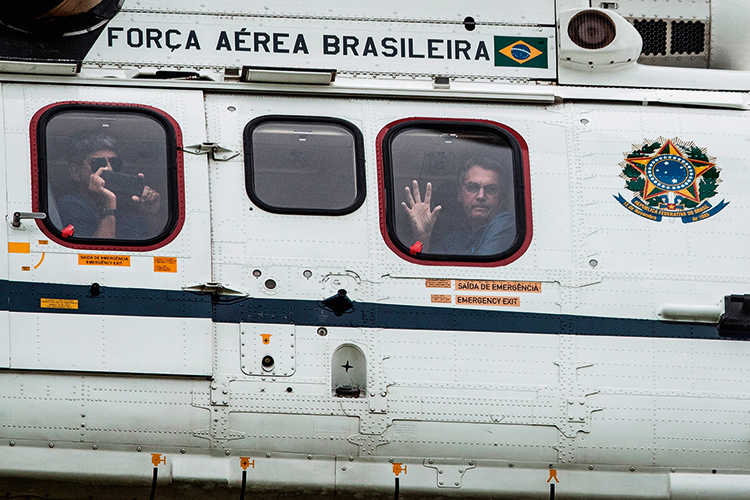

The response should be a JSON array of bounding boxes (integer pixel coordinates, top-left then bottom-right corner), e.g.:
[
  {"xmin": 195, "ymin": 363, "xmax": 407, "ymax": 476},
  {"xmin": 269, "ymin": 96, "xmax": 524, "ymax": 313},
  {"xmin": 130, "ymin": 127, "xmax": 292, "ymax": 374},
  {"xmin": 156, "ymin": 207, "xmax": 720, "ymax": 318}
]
[
  {"xmin": 89, "ymin": 156, "xmax": 123, "ymax": 172},
  {"xmin": 463, "ymin": 182, "xmax": 500, "ymax": 196}
]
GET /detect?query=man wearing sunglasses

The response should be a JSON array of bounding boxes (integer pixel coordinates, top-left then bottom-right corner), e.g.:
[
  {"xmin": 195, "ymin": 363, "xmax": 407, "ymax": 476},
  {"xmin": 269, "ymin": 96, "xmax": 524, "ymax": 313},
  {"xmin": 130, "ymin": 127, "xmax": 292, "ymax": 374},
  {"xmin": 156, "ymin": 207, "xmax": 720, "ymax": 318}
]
[
  {"xmin": 402, "ymin": 156, "xmax": 515, "ymax": 256},
  {"xmin": 57, "ymin": 132, "xmax": 161, "ymax": 239}
]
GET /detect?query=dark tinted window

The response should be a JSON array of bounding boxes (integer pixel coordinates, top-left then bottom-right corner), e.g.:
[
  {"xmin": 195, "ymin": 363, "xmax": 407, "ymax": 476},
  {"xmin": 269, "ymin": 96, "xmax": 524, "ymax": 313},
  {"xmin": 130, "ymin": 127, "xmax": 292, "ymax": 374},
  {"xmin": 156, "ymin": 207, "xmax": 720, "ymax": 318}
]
[
  {"xmin": 37, "ymin": 105, "xmax": 179, "ymax": 246},
  {"xmin": 244, "ymin": 116, "xmax": 365, "ymax": 215},
  {"xmin": 383, "ymin": 121, "xmax": 526, "ymax": 262}
]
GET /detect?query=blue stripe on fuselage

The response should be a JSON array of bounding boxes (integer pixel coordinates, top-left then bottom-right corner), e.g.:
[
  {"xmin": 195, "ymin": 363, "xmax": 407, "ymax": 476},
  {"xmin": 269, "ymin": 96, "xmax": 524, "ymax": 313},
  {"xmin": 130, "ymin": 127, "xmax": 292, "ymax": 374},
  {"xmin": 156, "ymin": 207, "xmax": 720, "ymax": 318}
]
[{"xmin": 1, "ymin": 280, "xmax": 722, "ymax": 340}]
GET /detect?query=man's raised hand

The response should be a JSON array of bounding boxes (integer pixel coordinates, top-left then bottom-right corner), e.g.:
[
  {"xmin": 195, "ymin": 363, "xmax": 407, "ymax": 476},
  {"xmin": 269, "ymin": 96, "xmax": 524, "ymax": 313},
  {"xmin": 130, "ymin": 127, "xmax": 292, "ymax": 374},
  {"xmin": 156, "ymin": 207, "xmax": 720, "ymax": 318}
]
[{"xmin": 401, "ymin": 180, "xmax": 441, "ymax": 245}]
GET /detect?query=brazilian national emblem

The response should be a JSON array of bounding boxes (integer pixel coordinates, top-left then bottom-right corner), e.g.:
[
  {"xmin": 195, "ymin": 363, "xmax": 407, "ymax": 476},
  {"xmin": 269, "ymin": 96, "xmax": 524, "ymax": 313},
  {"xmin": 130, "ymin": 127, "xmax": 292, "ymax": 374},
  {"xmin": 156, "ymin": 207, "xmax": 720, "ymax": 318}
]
[{"xmin": 614, "ymin": 137, "xmax": 729, "ymax": 223}]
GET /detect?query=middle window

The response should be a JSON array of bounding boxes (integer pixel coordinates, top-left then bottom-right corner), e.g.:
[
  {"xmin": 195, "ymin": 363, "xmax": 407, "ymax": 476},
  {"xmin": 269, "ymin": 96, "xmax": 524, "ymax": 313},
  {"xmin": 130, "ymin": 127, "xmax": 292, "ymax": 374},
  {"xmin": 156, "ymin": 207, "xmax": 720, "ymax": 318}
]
[{"xmin": 244, "ymin": 116, "xmax": 365, "ymax": 215}]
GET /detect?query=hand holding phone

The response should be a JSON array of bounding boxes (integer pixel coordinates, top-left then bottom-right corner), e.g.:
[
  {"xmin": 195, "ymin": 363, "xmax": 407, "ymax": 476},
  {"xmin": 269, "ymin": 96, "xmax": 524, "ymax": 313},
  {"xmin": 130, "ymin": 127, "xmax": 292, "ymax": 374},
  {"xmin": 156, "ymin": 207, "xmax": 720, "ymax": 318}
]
[{"xmin": 100, "ymin": 170, "xmax": 146, "ymax": 198}]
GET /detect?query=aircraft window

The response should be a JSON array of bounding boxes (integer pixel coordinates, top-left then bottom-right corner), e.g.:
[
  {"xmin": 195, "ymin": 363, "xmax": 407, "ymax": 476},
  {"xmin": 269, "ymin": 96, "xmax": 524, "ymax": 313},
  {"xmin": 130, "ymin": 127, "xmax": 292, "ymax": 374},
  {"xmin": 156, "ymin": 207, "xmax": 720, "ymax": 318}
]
[
  {"xmin": 244, "ymin": 116, "xmax": 365, "ymax": 215},
  {"xmin": 381, "ymin": 120, "xmax": 529, "ymax": 264},
  {"xmin": 34, "ymin": 104, "xmax": 182, "ymax": 248}
]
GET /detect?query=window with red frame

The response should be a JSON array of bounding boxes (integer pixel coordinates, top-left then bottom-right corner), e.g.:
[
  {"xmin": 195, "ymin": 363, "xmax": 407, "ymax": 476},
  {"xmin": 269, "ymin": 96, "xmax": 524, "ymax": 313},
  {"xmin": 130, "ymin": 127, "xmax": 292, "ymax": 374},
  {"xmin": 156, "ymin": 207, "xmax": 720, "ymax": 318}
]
[
  {"xmin": 382, "ymin": 121, "xmax": 527, "ymax": 262},
  {"xmin": 35, "ymin": 105, "xmax": 180, "ymax": 247}
]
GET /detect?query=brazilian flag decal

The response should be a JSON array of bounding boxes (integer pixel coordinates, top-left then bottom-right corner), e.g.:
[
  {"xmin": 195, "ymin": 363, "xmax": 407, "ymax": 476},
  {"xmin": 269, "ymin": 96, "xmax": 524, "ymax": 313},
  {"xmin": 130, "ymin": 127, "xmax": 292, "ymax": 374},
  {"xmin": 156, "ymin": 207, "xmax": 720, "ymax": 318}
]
[{"xmin": 494, "ymin": 37, "xmax": 548, "ymax": 68}]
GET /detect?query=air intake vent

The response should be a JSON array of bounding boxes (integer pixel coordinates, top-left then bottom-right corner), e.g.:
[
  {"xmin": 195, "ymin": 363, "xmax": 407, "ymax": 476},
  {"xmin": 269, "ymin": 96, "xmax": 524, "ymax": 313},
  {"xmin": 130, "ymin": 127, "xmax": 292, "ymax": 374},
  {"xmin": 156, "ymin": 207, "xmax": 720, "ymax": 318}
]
[
  {"xmin": 633, "ymin": 19, "xmax": 666, "ymax": 56},
  {"xmin": 670, "ymin": 20, "xmax": 705, "ymax": 55},
  {"xmin": 629, "ymin": 18, "xmax": 708, "ymax": 68}
]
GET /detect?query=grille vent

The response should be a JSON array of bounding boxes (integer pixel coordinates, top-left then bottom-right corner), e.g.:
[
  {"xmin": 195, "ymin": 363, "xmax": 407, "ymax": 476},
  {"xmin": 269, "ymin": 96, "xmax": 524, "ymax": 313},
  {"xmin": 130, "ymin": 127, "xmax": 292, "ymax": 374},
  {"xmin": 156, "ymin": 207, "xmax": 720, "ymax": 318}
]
[
  {"xmin": 629, "ymin": 18, "xmax": 708, "ymax": 67},
  {"xmin": 670, "ymin": 20, "xmax": 705, "ymax": 55},
  {"xmin": 634, "ymin": 19, "xmax": 666, "ymax": 55}
]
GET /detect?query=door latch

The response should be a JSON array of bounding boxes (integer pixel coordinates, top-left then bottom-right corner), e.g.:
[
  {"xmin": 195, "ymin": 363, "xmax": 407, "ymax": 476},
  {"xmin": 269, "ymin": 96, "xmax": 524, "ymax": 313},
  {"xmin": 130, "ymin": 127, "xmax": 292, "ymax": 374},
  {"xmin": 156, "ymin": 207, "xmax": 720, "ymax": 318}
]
[{"xmin": 181, "ymin": 142, "xmax": 239, "ymax": 161}]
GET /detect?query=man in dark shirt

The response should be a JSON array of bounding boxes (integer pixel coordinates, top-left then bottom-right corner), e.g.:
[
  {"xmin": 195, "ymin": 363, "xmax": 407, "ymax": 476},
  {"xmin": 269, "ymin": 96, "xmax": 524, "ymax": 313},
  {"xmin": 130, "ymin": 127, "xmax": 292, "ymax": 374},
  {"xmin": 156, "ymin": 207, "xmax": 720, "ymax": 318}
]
[
  {"xmin": 402, "ymin": 156, "xmax": 515, "ymax": 256},
  {"xmin": 57, "ymin": 132, "xmax": 161, "ymax": 239}
]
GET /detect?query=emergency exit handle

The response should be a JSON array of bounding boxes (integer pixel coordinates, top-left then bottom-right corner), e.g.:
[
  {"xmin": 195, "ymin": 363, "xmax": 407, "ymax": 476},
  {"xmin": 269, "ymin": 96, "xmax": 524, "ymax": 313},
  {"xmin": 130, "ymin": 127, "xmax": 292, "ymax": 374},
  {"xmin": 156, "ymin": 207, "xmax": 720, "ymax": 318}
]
[{"xmin": 10, "ymin": 211, "xmax": 46, "ymax": 228}]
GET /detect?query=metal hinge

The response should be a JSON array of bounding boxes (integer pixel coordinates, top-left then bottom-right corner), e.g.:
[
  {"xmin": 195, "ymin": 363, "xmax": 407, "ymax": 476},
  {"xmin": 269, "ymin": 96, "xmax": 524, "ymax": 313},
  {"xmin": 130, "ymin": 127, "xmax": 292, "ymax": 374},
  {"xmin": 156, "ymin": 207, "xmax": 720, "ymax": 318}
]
[
  {"xmin": 181, "ymin": 142, "xmax": 239, "ymax": 161},
  {"xmin": 183, "ymin": 282, "xmax": 246, "ymax": 296}
]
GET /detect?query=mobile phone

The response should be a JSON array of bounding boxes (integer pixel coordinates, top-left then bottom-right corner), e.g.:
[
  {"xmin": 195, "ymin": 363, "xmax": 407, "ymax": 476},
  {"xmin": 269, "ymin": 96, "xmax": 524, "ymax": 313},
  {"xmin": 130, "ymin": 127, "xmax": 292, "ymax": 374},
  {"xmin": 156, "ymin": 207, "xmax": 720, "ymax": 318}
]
[{"xmin": 100, "ymin": 171, "xmax": 146, "ymax": 197}]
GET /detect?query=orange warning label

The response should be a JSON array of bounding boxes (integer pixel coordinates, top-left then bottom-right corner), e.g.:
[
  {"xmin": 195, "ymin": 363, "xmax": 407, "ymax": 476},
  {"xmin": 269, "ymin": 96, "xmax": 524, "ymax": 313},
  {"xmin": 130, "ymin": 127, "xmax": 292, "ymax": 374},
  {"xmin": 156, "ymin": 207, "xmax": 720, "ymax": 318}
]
[
  {"xmin": 78, "ymin": 254, "xmax": 130, "ymax": 266},
  {"xmin": 38, "ymin": 240, "xmax": 48, "ymax": 245},
  {"xmin": 455, "ymin": 280, "xmax": 541, "ymax": 293},
  {"xmin": 430, "ymin": 294, "xmax": 452, "ymax": 304},
  {"xmin": 456, "ymin": 296, "xmax": 520, "ymax": 307},
  {"xmin": 425, "ymin": 279, "xmax": 452, "ymax": 288},
  {"xmin": 8, "ymin": 242, "xmax": 30, "ymax": 253},
  {"xmin": 21, "ymin": 266, "xmax": 30, "ymax": 271},
  {"xmin": 154, "ymin": 257, "xmax": 177, "ymax": 273},
  {"xmin": 40, "ymin": 298, "xmax": 78, "ymax": 310}
]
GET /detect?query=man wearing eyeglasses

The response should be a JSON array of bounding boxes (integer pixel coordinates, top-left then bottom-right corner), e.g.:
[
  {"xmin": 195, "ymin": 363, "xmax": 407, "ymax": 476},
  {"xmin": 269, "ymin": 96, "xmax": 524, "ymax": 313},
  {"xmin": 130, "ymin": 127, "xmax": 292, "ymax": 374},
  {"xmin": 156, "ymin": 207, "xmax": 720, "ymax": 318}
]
[
  {"xmin": 57, "ymin": 132, "xmax": 161, "ymax": 239},
  {"xmin": 402, "ymin": 156, "xmax": 515, "ymax": 256}
]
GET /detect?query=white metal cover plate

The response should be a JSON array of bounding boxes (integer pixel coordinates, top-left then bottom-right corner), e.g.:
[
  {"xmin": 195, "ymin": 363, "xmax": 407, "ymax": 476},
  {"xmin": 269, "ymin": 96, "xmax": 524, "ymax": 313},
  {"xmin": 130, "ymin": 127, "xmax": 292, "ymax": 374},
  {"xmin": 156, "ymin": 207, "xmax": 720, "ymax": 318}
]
[
  {"xmin": 240, "ymin": 323, "xmax": 296, "ymax": 376},
  {"xmin": 9, "ymin": 313, "xmax": 212, "ymax": 375}
]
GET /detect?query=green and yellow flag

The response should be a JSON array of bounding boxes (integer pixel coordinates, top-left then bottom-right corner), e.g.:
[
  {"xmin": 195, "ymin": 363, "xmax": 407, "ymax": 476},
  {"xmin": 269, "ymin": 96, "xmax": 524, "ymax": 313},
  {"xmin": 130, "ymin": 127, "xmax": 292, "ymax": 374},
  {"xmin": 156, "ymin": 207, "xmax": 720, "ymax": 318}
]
[{"xmin": 494, "ymin": 37, "xmax": 548, "ymax": 68}]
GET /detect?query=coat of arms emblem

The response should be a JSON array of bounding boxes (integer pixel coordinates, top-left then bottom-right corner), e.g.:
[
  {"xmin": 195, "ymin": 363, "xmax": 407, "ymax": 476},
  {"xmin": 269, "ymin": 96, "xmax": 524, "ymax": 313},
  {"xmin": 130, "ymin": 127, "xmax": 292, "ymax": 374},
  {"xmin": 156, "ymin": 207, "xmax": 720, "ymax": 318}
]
[{"xmin": 614, "ymin": 137, "xmax": 728, "ymax": 223}]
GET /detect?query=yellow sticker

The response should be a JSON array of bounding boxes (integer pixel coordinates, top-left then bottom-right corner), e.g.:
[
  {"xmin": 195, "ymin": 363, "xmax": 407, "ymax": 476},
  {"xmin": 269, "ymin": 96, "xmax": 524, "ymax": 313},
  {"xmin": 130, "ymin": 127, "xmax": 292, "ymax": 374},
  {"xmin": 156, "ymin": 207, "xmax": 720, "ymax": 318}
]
[
  {"xmin": 425, "ymin": 279, "xmax": 452, "ymax": 288},
  {"xmin": 78, "ymin": 254, "xmax": 130, "ymax": 266},
  {"xmin": 38, "ymin": 240, "xmax": 48, "ymax": 245},
  {"xmin": 456, "ymin": 296, "xmax": 520, "ymax": 307},
  {"xmin": 40, "ymin": 298, "xmax": 78, "ymax": 310},
  {"xmin": 153, "ymin": 256, "xmax": 177, "ymax": 273},
  {"xmin": 455, "ymin": 280, "xmax": 541, "ymax": 293},
  {"xmin": 8, "ymin": 242, "xmax": 30, "ymax": 253},
  {"xmin": 430, "ymin": 294, "xmax": 452, "ymax": 304}
]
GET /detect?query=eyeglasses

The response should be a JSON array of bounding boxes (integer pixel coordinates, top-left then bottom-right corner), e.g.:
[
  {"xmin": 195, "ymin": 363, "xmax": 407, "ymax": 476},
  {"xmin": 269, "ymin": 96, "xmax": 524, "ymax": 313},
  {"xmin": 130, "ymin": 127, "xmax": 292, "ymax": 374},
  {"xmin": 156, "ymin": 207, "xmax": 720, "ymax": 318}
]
[
  {"xmin": 88, "ymin": 156, "xmax": 123, "ymax": 172},
  {"xmin": 463, "ymin": 182, "xmax": 500, "ymax": 196}
]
